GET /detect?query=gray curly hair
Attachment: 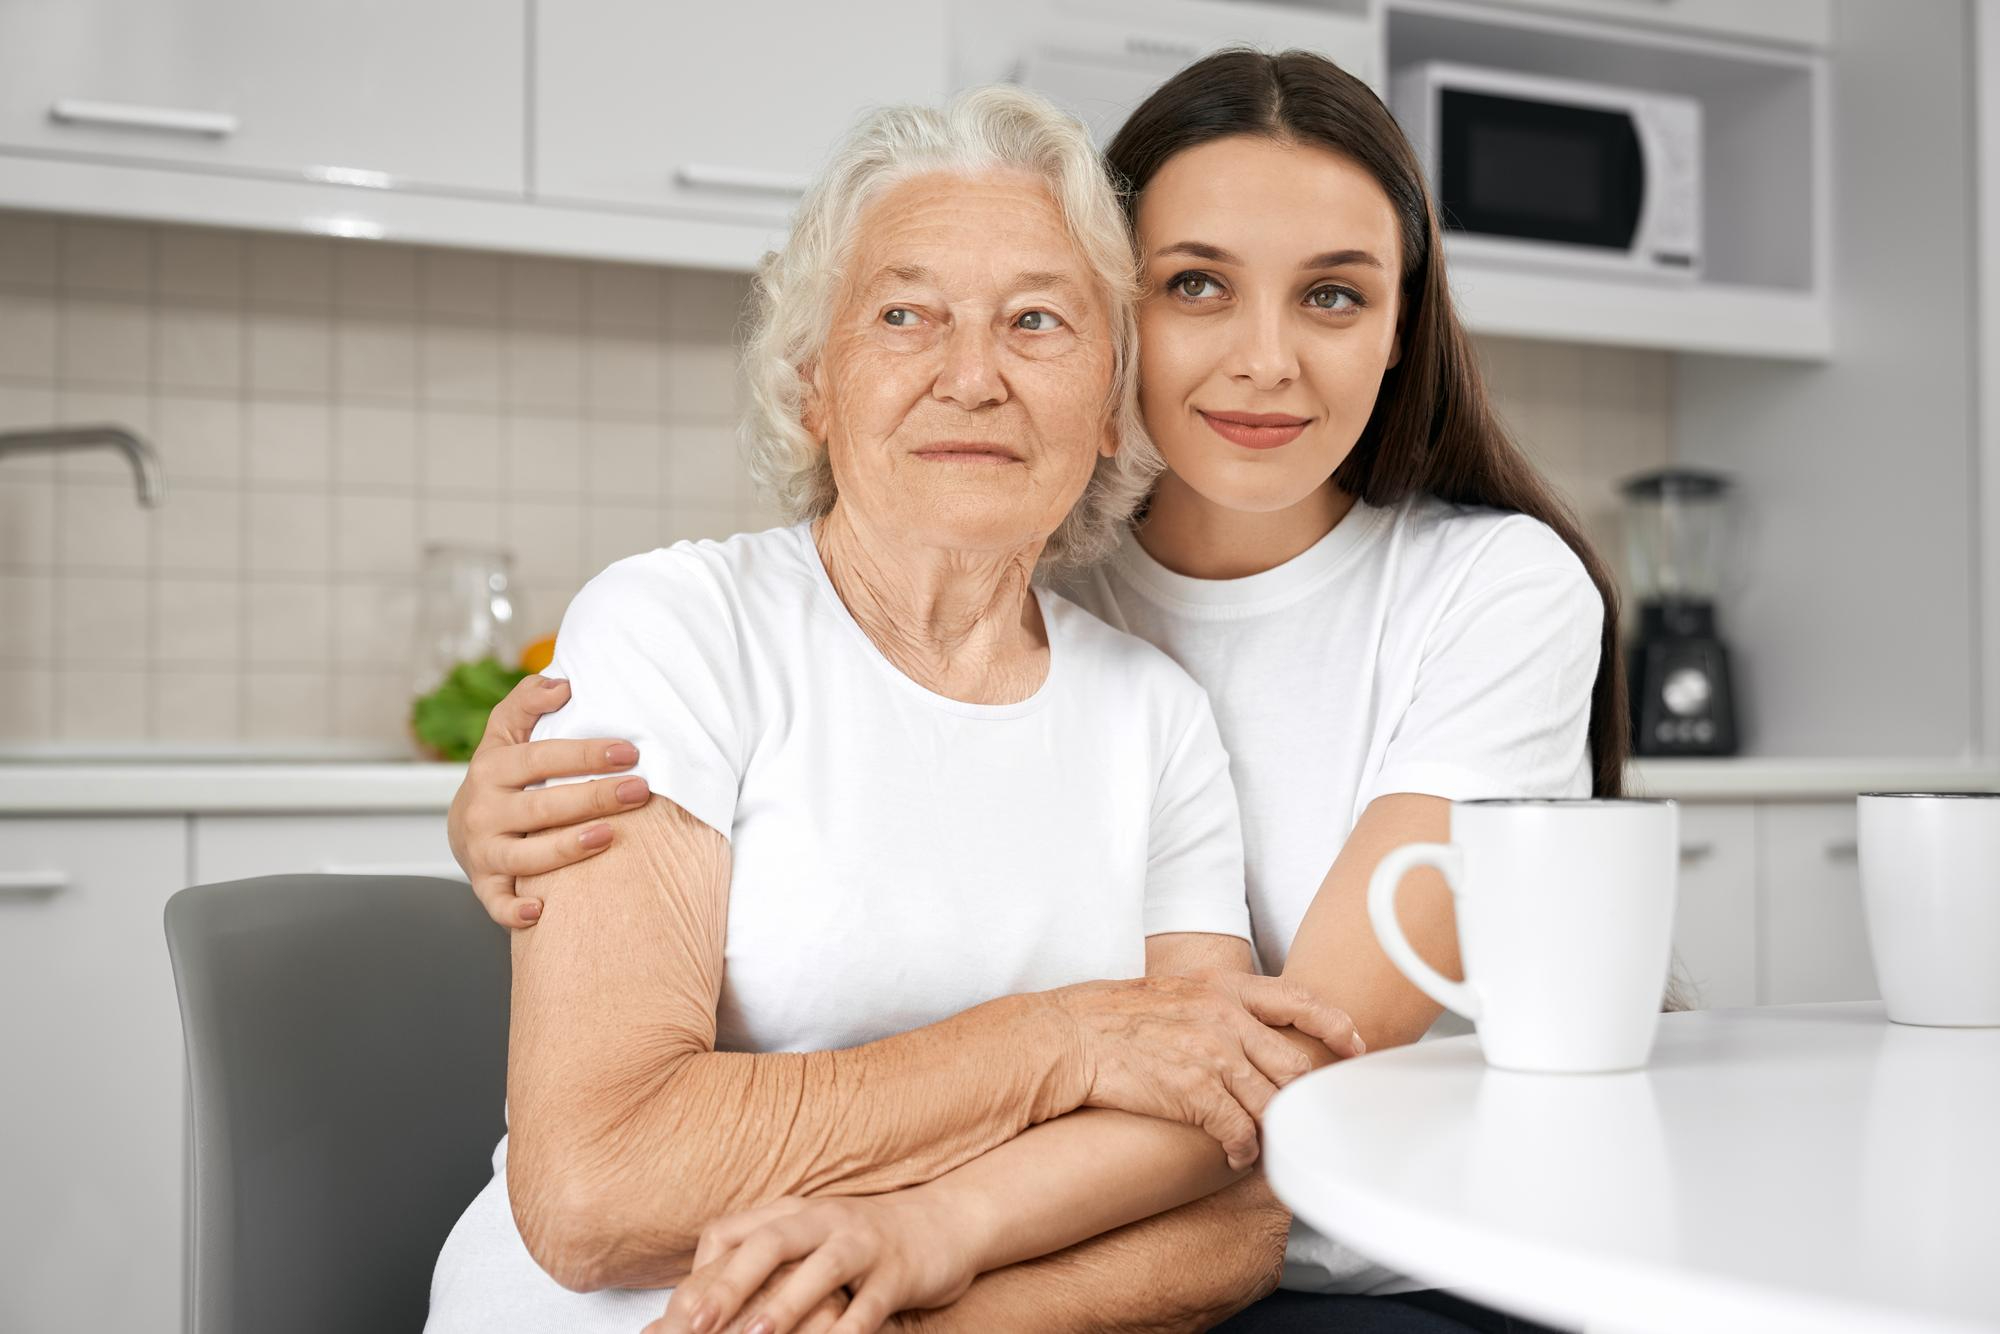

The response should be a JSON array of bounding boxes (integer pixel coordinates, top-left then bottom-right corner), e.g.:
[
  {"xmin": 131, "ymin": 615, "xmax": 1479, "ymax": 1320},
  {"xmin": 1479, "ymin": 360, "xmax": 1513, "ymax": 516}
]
[{"xmin": 739, "ymin": 85, "xmax": 1160, "ymax": 571}]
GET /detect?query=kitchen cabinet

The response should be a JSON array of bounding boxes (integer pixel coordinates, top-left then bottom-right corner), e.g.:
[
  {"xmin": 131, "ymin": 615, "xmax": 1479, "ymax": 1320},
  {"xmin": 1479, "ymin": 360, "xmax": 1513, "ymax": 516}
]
[
  {"xmin": 0, "ymin": 0, "xmax": 526, "ymax": 195},
  {"xmin": 533, "ymin": 0, "xmax": 948, "ymax": 221},
  {"xmin": 192, "ymin": 811, "xmax": 460, "ymax": 884},
  {"xmin": 1670, "ymin": 802, "xmax": 1758, "ymax": 1008},
  {"xmin": 1433, "ymin": 0, "xmax": 1830, "ymax": 49},
  {"xmin": 1757, "ymin": 801, "xmax": 1879, "ymax": 1005},
  {"xmin": 0, "ymin": 816, "xmax": 188, "ymax": 1334}
]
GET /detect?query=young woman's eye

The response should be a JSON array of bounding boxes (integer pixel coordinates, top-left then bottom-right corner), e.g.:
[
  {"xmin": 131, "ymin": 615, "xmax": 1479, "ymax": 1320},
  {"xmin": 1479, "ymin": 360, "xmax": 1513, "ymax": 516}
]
[
  {"xmin": 883, "ymin": 307, "xmax": 919, "ymax": 327},
  {"xmin": 1169, "ymin": 271, "xmax": 1221, "ymax": 301},
  {"xmin": 1015, "ymin": 309, "xmax": 1065, "ymax": 332},
  {"xmin": 1306, "ymin": 285, "xmax": 1363, "ymax": 312}
]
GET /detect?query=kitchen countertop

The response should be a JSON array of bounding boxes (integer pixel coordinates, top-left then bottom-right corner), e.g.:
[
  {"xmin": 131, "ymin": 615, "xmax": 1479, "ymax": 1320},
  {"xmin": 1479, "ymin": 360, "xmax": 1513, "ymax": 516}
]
[{"xmin": 1, "ymin": 754, "xmax": 1998, "ymax": 815}]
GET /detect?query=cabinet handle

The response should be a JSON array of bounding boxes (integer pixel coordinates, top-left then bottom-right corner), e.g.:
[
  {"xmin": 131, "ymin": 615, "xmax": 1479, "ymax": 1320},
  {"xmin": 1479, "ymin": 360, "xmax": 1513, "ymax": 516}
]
[
  {"xmin": 1678, "ymin": 842, "xmax": 1715, "ymax": 864},
  {"xmin": 1123, "ymin": 35, "xmax": 1202, "ymax": 61},
  {"xmin": 674, "ymin": 164, "xmax": 812, "ymax": 197},
  {"xmin": 1825, "ymin": 839, "xmax": 1859, "ymax": 862},
  {"xmin": 50, "ymin": 99, "xmax": 239, "ymax": 138},
  {"xmin": 0, "ymin": 870, "xmax": 70, "ymax": 898}
]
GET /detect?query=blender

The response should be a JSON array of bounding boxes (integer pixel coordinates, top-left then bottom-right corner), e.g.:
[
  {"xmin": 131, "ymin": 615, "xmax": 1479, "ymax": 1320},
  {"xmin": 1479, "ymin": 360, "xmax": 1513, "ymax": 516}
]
[{"xmin": 1620, "ymin": 468, "xmax": 1738, "ymax": 756}]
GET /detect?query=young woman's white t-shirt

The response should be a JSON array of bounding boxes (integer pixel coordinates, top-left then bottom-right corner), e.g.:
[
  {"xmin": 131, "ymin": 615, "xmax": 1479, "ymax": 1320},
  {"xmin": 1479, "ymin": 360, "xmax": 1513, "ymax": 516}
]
[
  {"xmin": 426, "ymin": 523, "xmax": 1254, "ymax": 1332},
  {"xmin": 1056, "ymin": 492, "xmax": 1604, "ymax": 1294}
]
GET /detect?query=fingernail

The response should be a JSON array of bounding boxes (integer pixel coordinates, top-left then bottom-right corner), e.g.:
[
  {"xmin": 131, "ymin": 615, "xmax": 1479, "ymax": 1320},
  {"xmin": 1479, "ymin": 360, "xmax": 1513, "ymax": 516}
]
[
  {"xmin": 539, "ymin": 674, "xmax": 564, "ymax": 689},
  {"xmin": 606, "ymin": 741, "xmax": 639, "ymax": 766},
  {"xmin": 520, "ymin": 900, "xmax": 541, "ymax": 922},
  {"xmin": 616, "ymin": 777, "xmax": 649, "ymax": 803},
  {"xmin": 688, "ymin": 1303, "xmax": 716, "ymax": 1334},
  {"xmin": 578, "ymin": 824, "xmax": 612, "ymax": 849},
  {"xmin": 1354, "ymin": 1034, "xmax": 1367, "ymax": 1055},
  {"xmin": 746, "ymin": 1318, "xmax": 773, "ymax": 1334}
]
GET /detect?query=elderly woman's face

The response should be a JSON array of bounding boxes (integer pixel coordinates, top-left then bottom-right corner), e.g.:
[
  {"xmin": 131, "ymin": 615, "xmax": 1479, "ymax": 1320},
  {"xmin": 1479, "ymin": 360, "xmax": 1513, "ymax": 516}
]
[{"xmin": 806, "ymin": 171, "xmax": 1117, "ymax": 558}]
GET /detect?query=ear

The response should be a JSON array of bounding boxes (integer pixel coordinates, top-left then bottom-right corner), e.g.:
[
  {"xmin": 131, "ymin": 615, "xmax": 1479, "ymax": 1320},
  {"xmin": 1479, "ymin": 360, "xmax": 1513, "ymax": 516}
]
[
  {"xmin": 1386, "ymin": 304, "xmax": 1407, "ymax": 371},
  {"xmin": 1098, "ymin": 412, "xmax": 1120, "ymax": 461}
]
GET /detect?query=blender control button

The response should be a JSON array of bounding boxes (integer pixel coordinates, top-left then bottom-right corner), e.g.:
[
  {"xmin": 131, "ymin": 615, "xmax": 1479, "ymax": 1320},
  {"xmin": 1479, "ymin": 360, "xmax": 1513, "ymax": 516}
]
[
  {"xmin": 1655, "ymin": 721, "xmax": 1675, "ymax": 743},
  {"xmin": 1663, "ymin": 667, "xmax": 1712, "ymax": 716},
  {"xmin": 1694, "ymin": 720, "xmax": 1715, "ymax": 743}
]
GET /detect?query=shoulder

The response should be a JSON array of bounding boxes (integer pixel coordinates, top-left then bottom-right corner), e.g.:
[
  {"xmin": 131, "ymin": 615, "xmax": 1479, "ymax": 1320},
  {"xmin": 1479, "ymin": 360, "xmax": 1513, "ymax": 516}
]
[
  {"xmin": 552, "ymin": 526, "xmax": 816, "ymax": 685},
  {"xmin": 1042, "ymin": 589, "xmax": 1216, "ymax": 730},
  {"xmin": 562, "ymin": 525, "xmax": 806, "ymax": 639},
  {"xmin": 1391, "ymin": 494, "xmax": 1597, "ymax": 607}
]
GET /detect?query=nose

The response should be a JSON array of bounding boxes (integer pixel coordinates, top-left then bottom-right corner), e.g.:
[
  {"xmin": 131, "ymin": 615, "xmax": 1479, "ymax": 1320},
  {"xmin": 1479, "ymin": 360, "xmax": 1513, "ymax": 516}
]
[
  {"xmin": 1228, "ymin": 297, "xmax": 1299, "ymax": 392},
  {"xmin": 932, "ymin": 320, "xmax": 1008, "ymax": 410}
]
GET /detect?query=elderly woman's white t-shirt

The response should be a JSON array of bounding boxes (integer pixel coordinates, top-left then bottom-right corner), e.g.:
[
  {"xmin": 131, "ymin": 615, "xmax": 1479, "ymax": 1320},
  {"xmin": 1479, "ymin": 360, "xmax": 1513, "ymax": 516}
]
[{"xmin": 425, "ymin": 523, "xmax": 1252, "ymax": 1331}]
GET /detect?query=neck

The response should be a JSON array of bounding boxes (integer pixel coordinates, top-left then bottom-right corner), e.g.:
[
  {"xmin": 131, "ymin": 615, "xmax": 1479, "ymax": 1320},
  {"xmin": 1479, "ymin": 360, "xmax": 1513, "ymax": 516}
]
[
  {"xmin": 813, "ymin": 506, "xmax": 1049, "ymax": 704},
  {"xmin": 1136, "ymin": 473, "xmax": 1356, "ymax": 580}
]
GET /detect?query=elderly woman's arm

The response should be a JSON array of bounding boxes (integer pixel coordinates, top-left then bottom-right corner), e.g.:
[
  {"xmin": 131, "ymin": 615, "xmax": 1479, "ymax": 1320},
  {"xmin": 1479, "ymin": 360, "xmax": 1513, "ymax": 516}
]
[
  {"xmin": 508, "ymin": 795, "xmax": 1351, "ymax": 1294},
  {"xmin": 507, "ymin": 794, "xmax": 1081, "ymax": 1292},
  {"xmin": 651, "ymin": 933, "xmax": 1344, "ymax": 1334}
]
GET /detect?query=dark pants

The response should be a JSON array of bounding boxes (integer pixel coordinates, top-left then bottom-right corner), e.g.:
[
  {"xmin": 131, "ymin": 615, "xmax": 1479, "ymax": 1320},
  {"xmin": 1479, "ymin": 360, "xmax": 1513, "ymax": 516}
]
[{"xmin": 1212, "ymin": 1287, "xmax": 1569, "ymax": 1334}]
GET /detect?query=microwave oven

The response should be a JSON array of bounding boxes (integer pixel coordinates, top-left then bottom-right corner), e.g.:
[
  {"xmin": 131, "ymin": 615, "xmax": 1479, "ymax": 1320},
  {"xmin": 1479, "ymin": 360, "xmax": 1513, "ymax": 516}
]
[{"xmin": 1391, "ymin": 63, "xmax": 1702, "ymax": 280}]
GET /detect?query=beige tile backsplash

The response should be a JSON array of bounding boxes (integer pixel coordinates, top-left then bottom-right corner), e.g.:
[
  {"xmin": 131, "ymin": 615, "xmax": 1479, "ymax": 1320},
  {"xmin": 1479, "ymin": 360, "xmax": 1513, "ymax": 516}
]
[{"xmin": 0, "ymin": 209, "xmax": 1670, "ymax": 748}]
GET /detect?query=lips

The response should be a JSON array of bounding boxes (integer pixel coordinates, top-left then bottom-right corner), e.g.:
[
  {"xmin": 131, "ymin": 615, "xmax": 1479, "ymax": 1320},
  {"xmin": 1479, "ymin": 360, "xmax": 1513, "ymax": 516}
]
[
  {"xmin": 913, "ymin": 441, "xmax": 1022, "ymax": 463},
  {"xmin": 1199, "ymin": 410, "xmax": 1311, "ymax": 450}
]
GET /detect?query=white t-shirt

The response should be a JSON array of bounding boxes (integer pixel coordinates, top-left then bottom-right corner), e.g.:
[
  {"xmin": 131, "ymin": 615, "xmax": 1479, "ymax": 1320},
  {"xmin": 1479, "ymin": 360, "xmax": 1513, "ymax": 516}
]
[
  {"xmin": 426, "ymin": 523, "xmax": 1252, "ymax": 1332},
  {"xmin": 1056, "ymin": 492, "xmax": 1603, "ymax": 1294}
]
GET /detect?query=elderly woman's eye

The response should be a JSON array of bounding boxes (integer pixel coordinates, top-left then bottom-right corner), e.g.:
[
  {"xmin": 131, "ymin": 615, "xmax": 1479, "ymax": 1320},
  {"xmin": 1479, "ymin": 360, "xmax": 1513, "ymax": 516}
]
[
  {"xmin": 1307, "ymin": 285, "xmax": 1363, "ymax": 312},
  {"xmin": 1015, "ymin": 309, "xmax": 1065, "ymax": 332},
  {"xmin": 883, "ymin": 307, "xmax": 918, "ymax": 327},
  {"xmin": 1170, "ymin": 272, "xmax": 1220, "ymax": 300}
]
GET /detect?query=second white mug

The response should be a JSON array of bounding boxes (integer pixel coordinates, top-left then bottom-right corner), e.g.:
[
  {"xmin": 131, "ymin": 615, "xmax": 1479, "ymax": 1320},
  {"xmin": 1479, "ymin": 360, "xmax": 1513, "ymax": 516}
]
[{"xmin": 1368, "ymin": 798, "xmax": 1680, "ymax": 1073}]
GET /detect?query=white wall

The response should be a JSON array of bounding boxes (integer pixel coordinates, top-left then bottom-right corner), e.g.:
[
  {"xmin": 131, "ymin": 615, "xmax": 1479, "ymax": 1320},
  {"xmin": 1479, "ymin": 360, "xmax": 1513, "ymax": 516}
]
[{"xmin": 1671, "ymin": 0, "xmax": 1979, "ymax": 757}]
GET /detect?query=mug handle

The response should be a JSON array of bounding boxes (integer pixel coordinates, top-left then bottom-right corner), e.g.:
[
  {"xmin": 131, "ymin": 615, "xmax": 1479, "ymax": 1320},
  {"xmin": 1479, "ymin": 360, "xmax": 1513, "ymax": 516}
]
[{"xmin": 1367, "ymin": 842, "xmax": 1483, "ymax": 1021}]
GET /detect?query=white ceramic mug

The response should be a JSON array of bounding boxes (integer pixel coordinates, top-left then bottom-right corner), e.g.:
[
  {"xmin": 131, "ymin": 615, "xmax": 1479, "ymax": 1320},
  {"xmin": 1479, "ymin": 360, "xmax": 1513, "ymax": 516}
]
[
  {"xmin": 1368, "ymin": 798, "xmax": 1680, "ymax": 1073},
  {"xmin": 1857, "ymin": 793, "xmax": 2000, "ymax": 1027}
]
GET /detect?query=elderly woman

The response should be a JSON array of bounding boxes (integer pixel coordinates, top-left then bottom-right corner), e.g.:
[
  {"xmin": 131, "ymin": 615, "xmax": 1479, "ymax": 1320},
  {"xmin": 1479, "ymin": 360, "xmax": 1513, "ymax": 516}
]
[{"xmin": 423, "ymin": 87, "xmax": 1360, "ymax": 1334}]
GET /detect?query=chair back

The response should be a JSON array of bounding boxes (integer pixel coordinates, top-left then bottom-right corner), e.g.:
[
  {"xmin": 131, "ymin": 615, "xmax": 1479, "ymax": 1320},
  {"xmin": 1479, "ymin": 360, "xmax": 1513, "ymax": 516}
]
[{"xmin": 164, "ymin": 874, "xmax": 508, "ymax": 1334}]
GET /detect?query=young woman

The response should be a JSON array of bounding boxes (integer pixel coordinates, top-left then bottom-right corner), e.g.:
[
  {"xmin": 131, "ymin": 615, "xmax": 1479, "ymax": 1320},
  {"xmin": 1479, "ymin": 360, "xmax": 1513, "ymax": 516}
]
[{"xmin": 448, "ymin": 50, "xmax": 1619, "ymax": 1334}]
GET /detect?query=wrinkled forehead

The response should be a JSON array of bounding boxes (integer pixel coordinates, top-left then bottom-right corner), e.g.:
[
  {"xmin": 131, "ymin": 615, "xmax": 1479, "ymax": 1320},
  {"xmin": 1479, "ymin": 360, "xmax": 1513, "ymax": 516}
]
[{"xmin": 843, "ymin": 169, "xmax": 1106, "ymax": 307}]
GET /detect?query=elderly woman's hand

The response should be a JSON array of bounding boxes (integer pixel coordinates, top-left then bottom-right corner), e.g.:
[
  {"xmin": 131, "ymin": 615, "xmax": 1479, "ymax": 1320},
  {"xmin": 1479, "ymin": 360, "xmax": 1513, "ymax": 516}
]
[
  {"xmin": 648, "ymin": 1194, "xmax": 973, "ymax": 1334},
  {"xmin": 1057, "ymin": 969, "xmax": 1365, "ymax": 1170},
  {"xmin": 446, "ymin": 673, "xmax": 652, "ymax": 927}
]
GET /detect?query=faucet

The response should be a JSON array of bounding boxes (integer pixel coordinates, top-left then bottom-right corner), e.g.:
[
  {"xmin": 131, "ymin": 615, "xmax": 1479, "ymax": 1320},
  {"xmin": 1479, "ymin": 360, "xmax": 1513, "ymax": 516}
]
[{"xmin": 0, "ymin": 425, "xmax": 166, "ymax": 507}]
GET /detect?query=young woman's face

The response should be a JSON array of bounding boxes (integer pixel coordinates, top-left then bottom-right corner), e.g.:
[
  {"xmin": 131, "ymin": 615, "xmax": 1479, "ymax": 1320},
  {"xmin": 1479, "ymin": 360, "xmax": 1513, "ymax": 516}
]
[{"xmin": 1134, "ymin": 134, "xmax": 1405, "ymax": 515}]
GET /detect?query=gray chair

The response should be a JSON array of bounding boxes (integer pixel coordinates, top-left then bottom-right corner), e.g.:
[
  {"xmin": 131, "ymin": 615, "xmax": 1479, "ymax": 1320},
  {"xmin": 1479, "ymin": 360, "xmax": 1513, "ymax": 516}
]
[{"xmin": 164, "ymin": 874, "xmax": 509, "ymax": 1334}]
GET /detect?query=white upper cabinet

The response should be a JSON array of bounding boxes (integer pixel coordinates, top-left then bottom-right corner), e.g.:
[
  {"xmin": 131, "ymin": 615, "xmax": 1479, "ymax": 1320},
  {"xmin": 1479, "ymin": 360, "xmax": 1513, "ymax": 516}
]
[
  {"xmin": 1434, "ymin": 0, "xmax": 1830, "ymax": 49},
  {"xmin": 533, "ymin": 1, "xmax": 948, "ymax": 221},
  {"xmin": 0, "ymin": 0, "xmax": 526, "ymax": 194}
]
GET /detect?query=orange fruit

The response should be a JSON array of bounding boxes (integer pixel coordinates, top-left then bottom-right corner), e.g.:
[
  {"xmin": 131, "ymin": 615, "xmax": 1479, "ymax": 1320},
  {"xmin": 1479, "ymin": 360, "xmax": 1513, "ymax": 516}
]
[{"xmin": 519, "ymin": 634, "xmax": 557, "ymax": 674}]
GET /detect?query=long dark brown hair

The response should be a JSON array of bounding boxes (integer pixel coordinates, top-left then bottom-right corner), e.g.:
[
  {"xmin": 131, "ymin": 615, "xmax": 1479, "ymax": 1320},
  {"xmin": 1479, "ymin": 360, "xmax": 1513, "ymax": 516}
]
[{"xmin": 1107, "ymin": 49, "xmax": 1629, "ymax": 797}]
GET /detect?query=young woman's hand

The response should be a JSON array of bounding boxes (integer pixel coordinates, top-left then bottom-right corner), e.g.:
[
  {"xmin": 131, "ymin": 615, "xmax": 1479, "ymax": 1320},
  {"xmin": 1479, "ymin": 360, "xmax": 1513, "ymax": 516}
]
[
  {"xmin": 446, "ymin": 673, "xmax": 651, "ymax": 927},
  {"xmin": 647, "ymin": 1193, "xmax": 974, "ymax": 1334},
  {"xmin": 1056, "ymin": 969, "xmax": 1365, "ymax": 1169}
]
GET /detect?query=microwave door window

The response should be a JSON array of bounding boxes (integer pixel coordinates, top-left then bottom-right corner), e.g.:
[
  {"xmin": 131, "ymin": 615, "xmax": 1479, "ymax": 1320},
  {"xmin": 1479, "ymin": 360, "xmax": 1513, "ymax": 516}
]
[{"xmin": 1438, "ymin": 90, "xmax": 1644, "ymax": 251}]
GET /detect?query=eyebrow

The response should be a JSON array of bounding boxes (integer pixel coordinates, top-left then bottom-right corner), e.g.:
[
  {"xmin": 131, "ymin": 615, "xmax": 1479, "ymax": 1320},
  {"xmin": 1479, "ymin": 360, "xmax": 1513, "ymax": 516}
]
[
  {"xmin": 863, "ymin": 264, "xmax": 1087, "ymax": 301},
  {"xmin": 1151, "ymin": 240, "xmax": 1387, "ymax": 271}
]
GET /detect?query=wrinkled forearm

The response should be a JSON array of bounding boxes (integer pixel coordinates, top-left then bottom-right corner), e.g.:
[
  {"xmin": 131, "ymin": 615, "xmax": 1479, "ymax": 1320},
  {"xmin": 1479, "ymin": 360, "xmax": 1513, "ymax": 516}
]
[
  {"xmin": 511, "ymin": 989, "xmax": 1085, "ymax": 1291},
  {"xmin": 913, "ymin": 1172, "xmax": 1291, "ymax": 1334}
]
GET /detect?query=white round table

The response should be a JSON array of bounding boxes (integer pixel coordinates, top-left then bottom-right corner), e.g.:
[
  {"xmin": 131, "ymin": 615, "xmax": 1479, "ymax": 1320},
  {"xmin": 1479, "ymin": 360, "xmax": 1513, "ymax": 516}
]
[{"xmin": 1262, "ymin": 1003, "xmax": 2000, "ymax": 1334}]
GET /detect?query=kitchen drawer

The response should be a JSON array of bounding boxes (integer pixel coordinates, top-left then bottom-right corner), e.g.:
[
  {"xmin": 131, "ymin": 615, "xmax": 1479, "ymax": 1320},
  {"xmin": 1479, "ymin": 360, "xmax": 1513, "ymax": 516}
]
[
  {"xmin": 192, "ymin": 811, "xmax": 460, "ymax": 885},
  {"xmin": 0, "ymin": 816, "xmax": 188, "ymax": 1333},
  {"xmin": 1670, "ymin": 802, "xmax": 1757, "ymax": 1008},
  {"xmin": 533, "ymin": 0, "xmax": 947, "ymax": 220},
  {"xmin": 0, "ymin": 0, "xmax": 526, "ymax": 195},
  {"xmin": 1757, "ymin": 801, "xmax": 1880, "ymax": 1005}
]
